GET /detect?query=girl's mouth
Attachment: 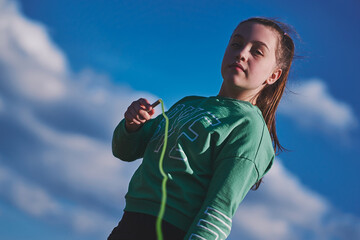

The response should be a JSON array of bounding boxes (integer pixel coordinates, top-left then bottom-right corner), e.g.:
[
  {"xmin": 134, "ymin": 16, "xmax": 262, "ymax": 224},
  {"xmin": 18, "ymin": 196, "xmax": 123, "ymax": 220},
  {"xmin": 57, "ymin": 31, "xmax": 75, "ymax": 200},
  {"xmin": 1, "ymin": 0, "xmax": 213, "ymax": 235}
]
[{"xmin": 229, "ymin": 63, "xmax": 246, "ymax": 73}]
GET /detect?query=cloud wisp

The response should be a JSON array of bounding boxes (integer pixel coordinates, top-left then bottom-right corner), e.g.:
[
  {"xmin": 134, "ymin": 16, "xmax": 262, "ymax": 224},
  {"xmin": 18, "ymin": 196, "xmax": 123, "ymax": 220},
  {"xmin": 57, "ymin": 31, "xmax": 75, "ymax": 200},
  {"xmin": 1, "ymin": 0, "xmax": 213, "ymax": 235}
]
[
  {"xmin": 279, "ymin": 79, "xmax": 358, "ymax": 137},
  {"xmin": 230, "ymin": 160, "xmax": 360, "ymax": 240},
  {"xmin": 0, "ymin": 0, "xmax": 359, "ymax": 239},
  {"xmin": 0, "ymin": 0, "xmax": 156, "ymax": 237}
]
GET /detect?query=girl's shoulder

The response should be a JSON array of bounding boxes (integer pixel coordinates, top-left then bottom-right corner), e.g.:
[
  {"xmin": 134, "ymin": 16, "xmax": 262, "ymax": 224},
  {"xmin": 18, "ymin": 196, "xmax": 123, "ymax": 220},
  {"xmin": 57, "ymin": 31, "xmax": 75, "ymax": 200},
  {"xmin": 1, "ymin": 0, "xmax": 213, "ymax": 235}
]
[
  {"xmin": 170, "ymin": 95, "xmax": 264, "ymax": 124},
  {"xmin": 172, "ymin": 95, "xmax": 206, "ymax": 105},
  {"xmin": 166, "ymin": 95, "xmax": 206, "ymax": 112}
]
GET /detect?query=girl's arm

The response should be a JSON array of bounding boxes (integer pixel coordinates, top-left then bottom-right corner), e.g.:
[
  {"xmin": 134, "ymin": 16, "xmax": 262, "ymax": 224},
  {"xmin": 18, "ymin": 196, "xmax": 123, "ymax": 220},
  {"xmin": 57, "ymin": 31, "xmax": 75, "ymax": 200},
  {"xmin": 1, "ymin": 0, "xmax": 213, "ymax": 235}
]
[
  {"xmin": 185, "ymin": 122, "xmax": 274, "ymax": 239},
  {"xmin": 124, "ymin": 98, "xmax": 155, "ymax": 132},
  {"xmin": 184, "ymin": 156, "xmax": 259, "ymax": 239},
  {"xmin": 112, "ymin": 98, "xmax": 160, "ymax": 162}
]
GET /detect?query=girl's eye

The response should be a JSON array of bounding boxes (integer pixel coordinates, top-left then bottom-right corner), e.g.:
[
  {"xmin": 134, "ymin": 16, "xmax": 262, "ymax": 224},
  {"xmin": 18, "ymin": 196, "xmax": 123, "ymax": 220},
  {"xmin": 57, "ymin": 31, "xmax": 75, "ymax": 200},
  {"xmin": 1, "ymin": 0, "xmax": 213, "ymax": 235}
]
[
  {"xmin": 252, "ymin": 49, "xmax": 264, "ymax": 56},
  {"xmin": 231, "ymin": 42, "xmax": 242, "ymax": 47}
]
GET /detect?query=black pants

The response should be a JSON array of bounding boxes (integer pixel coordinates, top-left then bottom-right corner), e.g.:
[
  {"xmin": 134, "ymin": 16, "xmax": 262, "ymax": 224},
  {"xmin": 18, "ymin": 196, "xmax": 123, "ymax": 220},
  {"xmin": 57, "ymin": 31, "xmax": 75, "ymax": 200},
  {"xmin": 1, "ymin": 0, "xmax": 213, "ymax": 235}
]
[{"xmin": 107, "ymin": 211, "xmax": 186, "ymax": 240}]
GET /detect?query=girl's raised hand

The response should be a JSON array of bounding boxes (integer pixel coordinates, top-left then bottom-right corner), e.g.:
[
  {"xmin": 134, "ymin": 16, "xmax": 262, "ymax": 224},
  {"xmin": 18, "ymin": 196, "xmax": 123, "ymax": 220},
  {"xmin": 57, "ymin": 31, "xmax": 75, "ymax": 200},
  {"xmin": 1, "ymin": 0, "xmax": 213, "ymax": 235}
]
[{"xmin": 124, "ymin": 98, "xmax": 155, "ymax": 132}]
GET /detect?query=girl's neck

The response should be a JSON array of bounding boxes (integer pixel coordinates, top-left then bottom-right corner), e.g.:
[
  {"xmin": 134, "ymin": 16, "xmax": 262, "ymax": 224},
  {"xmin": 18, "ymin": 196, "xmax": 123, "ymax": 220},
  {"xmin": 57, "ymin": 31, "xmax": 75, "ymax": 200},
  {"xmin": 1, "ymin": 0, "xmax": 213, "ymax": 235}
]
[{"xmin": 218, "ymin": 83, "xmax": 258, "ymax": 105}]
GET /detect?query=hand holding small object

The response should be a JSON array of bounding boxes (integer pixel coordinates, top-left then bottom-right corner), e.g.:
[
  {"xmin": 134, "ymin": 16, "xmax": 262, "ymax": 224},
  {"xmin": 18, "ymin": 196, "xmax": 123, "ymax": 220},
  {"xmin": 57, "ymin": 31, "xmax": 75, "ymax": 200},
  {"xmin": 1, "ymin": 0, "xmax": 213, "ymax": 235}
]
[{"xmin": 124, "ymin": 98, "xmax": 159, "ymax": 132}]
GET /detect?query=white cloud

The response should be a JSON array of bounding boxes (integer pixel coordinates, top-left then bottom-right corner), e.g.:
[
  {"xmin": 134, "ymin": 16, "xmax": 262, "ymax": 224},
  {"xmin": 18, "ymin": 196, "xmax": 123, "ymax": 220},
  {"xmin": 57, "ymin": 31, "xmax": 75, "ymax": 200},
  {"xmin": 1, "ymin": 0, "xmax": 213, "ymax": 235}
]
[
  {"xmin": 230, "ymin": 160, "xmax": 360, "ymax": 240},
  {"xmin": 279, "ymin": 79, "xmax": 358, "ymax": 134},
  {"xmin": 234, "ymin": 204, "xmax": 291, "ymax": 240},
  {"xmin": 0, "ymin": 0, "xmax": 154, "ymax": 237},
  {"xmin": 0, "ymin": 0, "xmax": 67, "ymax": 101},
  {"xmin": 0, "ymin": 164, "xmax": 61, "ymax": 217},
  {"xmin": 0, "ymin": 162, "xmax": 119, "ymax": 235},
  {"xmin": 0, "ymin": 95, "xmax": 4, "ymax": 112}
]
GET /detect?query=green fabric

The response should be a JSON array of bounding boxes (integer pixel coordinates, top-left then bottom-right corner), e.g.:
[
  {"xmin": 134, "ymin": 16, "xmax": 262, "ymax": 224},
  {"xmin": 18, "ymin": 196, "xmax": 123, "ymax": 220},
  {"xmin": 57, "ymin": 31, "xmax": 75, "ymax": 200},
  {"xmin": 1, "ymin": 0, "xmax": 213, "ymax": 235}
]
[{"xmin": 112, "ymin": 96, "xmax": 275, "ymax": 239}]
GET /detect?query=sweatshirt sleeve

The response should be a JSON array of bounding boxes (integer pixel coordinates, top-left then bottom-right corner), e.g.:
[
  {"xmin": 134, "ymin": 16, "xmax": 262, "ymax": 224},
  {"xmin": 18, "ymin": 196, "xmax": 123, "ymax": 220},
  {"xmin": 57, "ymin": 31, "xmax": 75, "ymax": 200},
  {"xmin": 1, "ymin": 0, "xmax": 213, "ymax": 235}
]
[
  {"xmin": 112, "ymin": 116, "xmax": 162, "ymax": 162},
  {"xmin": 184, "ymin": 119, "xmax": 273, "ymax": 239},
  {"xmin": 112, "ymin": 96, "xmax": 195, "ymax": 162},
  {"xmin": 184, "ymin": 156, "xmax": 258, "ymax": 240}
]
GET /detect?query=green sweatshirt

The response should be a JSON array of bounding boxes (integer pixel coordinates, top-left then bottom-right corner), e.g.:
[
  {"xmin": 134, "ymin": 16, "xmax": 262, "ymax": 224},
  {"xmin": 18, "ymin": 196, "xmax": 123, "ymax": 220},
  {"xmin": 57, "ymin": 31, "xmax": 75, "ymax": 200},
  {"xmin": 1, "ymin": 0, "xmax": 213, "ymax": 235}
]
[{"xmin": 112, "ymin": 96, "xmax": 274, "ymax": 239}]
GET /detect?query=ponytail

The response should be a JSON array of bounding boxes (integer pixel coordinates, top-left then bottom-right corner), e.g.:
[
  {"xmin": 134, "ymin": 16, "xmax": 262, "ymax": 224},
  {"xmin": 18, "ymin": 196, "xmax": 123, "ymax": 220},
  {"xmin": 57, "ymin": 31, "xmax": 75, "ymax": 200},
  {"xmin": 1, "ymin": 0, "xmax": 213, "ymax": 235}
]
[{"xmin": 239, "ymin": 17, "xmax": 296, "ymax": 190}]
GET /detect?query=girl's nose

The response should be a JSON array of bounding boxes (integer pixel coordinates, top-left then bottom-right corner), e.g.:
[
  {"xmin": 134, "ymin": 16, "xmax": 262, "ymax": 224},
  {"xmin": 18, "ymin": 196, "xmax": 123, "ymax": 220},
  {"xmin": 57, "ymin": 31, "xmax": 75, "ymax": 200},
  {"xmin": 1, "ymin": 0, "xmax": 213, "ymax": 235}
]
[{"xmin": 236, "ymin": 47, "xmax": 248, "ymax": 62}]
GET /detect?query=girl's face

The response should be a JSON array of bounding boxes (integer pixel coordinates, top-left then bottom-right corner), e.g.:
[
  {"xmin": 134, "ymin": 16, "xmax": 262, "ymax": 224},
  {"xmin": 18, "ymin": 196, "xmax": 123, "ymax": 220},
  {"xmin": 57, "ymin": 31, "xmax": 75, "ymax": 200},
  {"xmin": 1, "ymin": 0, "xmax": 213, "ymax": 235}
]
[{"xmin": 220, "ymin": 22, "xmax": 282, "ymax": 102}]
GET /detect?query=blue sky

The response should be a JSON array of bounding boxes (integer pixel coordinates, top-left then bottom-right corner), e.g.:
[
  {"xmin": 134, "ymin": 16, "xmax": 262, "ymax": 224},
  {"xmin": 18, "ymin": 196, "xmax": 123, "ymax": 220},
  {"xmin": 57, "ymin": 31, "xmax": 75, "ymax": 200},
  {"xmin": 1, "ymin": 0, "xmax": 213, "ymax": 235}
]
[{"xmin": 0, "ymin": 0, "xmax": 359, "ymax": 239}]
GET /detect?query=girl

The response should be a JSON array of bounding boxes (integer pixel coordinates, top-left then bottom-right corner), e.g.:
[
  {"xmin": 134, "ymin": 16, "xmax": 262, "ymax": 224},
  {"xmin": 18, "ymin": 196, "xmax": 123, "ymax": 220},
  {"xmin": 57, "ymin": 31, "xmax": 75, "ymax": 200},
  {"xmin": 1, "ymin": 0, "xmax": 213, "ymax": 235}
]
[{"xmin": 108, "ymin": 17, "xmax": 296, "ymax": 240}]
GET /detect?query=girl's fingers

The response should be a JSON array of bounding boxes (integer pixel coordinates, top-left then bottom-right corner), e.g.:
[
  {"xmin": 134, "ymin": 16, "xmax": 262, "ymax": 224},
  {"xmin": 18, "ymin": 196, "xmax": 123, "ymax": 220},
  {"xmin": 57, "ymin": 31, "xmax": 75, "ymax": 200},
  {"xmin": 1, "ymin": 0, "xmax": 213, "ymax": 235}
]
[
  {"xmin": 131, "ymin": 102, "xmax": 142, "ymax": 112},
  {"xmin": 131, "ymin": 118, "xmax": 142, "ymax": 125},
  {"xmin": 126, "ymin": 106, "xmax": 149, "ymax": 124},
  {"xmin": 124, "ymin": 110, "xmax": 135, "ymax": 124},
  {"xmin": 124, "ymin": 98, "xmax": 156, "ymax": 127},
  {"xmin": 138, "ymin": 109, "xmax": 152, "ymax": 121},
  {"xmin": 126, "ymin": 108, "xmax": 141, "ymax": 124},
  {"xmin": 130, "ymin": 108, "xmax": 144, "ymax": 122},
  {"xmin": 148, "ymin": 108, "xmax": 155, "ymax": 116},
  {"xmin": 138, "ymin": 98, "xmax": 152, "ymax": 112}
]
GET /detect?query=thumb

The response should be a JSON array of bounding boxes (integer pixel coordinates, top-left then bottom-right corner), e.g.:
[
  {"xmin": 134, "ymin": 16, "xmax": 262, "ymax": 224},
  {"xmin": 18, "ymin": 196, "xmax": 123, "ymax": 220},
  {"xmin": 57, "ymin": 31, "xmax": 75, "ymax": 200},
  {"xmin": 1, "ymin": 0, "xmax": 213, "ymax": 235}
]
[{"xmin": 148, "ymin": 108, "xmax": 155, "ymax": 116}]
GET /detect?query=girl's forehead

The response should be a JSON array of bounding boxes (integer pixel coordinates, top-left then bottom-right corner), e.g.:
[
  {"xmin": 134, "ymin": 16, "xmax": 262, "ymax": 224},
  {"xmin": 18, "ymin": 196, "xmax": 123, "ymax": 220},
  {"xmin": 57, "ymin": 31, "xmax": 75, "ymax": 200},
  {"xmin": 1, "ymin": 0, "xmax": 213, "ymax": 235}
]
[{"xmin": 231, "ymin": 22, "xmax": 279, "ymax": 49}]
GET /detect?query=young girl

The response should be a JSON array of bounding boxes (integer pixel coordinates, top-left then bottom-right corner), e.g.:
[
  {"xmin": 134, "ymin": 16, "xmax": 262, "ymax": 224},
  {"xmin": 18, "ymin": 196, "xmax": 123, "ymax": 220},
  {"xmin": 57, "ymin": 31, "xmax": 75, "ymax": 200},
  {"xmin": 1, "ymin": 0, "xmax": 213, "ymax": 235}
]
[{"xmin": 108, "ymin": 17, "xmax": 296, "ymax": 240}]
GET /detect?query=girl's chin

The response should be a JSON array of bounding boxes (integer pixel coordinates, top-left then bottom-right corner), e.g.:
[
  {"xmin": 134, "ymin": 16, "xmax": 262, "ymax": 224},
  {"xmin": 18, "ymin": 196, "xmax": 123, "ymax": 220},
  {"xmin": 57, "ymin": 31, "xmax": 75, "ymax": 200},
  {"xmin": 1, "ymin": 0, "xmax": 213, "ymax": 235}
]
[{"xmin": 228, "ymin": 78, "xmax": 247, "ymax": 88}]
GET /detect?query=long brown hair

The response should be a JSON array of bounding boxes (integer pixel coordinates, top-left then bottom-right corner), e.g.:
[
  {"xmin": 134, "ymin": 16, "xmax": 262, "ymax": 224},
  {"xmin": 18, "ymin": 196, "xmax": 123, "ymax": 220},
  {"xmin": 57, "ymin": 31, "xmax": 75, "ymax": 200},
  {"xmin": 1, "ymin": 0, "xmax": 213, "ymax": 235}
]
[{"xmin": 239, "ymin": 17, "xmax": 296, "ymax": 190}]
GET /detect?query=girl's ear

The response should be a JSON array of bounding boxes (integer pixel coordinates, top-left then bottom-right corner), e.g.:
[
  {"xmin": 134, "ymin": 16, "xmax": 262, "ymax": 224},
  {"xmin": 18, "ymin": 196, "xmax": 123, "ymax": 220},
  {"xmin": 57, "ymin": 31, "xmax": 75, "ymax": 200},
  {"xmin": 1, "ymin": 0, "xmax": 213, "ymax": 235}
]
[{"xmin": 266, "ymin": 68, "xmax": 282, "ymax": 85}]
